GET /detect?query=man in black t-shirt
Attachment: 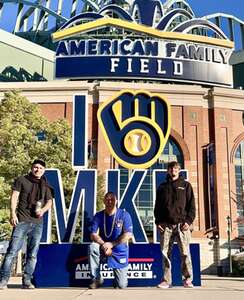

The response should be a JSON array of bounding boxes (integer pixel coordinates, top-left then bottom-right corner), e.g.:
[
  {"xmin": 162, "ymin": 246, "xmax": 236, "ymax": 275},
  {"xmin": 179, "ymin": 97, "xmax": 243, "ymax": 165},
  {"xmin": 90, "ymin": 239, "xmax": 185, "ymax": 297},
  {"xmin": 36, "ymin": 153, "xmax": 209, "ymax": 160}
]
[{"xmin": 0, "ymin": 159, "xmax": 53, "ymax": 290}]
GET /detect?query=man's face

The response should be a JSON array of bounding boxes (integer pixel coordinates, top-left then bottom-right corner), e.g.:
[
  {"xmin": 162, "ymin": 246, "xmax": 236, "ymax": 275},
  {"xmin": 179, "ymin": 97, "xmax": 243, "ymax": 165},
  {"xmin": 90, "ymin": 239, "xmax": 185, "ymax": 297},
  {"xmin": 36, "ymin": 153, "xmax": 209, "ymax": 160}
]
[
  {"xmin": 168, "ymin": 165, "xmax": 180, "ymax": 179},
  {"xmin": 103, "ymin": 195, "xmax": 117, "ymax": 210},
  {"xmin": 31, "ymin": 163, "xmax": 45, "ymax": 179}
]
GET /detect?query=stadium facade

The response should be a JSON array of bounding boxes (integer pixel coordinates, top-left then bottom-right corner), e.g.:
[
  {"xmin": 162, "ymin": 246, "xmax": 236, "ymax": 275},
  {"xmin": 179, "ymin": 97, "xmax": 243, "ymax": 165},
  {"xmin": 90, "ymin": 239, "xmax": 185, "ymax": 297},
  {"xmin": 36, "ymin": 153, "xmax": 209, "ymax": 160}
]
[{"xmin": 0, "ymin": 0, "xmax": 244, "ymax": 275}]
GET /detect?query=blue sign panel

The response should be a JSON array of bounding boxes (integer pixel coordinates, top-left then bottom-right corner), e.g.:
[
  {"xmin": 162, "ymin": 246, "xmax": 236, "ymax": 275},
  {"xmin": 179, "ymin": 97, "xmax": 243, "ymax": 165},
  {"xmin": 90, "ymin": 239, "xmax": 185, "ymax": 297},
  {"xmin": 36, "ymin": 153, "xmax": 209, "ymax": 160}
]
[
  {"xmin": 42, "ymin": 169, "xmax": 96, "ymax": 243},
  {"xmin": 34, "ymin": 244, "xmax": 201, "ymax": 287},
  {"xmin": 72, "ymin": 95, "xmax": 87, "ymax": 169},
  {"xmin": 53, "ymin": 4, "xmax": 234, "ymax": 88},
  {"xmin": 56, "ymin": 55, "xmax": 232, "ymax": 86}
]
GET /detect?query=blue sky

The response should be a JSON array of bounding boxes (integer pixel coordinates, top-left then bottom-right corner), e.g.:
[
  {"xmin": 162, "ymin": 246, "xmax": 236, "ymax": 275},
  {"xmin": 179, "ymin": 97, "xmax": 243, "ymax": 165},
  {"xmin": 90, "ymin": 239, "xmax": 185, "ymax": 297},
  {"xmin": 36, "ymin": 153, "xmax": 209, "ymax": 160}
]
[
  {"xmin": 0, "ymin": 0, "xmax": 244, "ymax": 32},
  {"xmin": 187, "ymin": 0, "xmax": 244, "ymax": 20}
]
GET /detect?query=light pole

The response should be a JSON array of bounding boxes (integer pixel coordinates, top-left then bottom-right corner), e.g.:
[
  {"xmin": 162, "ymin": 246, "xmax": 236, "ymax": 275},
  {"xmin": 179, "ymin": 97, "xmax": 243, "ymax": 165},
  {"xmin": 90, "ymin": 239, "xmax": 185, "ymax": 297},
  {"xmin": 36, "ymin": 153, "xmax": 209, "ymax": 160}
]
[{"xmin": 226, "ymin": 215, "xmax": 232, "ymax": 274}]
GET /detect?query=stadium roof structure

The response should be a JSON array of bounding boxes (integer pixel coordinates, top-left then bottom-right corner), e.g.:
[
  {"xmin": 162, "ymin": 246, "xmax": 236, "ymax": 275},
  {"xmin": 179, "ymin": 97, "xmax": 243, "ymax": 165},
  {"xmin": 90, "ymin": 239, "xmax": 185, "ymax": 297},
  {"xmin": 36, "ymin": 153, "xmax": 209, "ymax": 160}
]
[
  {"xmin": 0, "ymin": 0, "xmax": 243, "ymax": 51},
  {"xmin": 0, "ymin": 0, "xmax": 244, "ymax": 86}
]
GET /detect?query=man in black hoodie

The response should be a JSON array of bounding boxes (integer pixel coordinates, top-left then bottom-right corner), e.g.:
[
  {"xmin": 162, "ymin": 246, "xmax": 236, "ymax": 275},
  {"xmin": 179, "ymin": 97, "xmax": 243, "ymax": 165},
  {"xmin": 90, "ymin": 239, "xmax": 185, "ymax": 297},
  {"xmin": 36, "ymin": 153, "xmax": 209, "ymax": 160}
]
[
  {"xmin": 0, "ymin": 159, "xmax": 53, "ymax": 290},
  {"xmin": 154, "ymin": 161, "xmax": 195, "ymax": 289}
]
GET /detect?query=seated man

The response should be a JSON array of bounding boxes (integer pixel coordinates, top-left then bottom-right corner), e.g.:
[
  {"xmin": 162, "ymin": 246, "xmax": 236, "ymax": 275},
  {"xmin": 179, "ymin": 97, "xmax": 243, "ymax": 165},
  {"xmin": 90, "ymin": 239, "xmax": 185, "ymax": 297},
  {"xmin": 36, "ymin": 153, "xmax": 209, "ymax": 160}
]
[{"xmin": 89, "ymin": 192, "xmax": 133, "ymax": 289}]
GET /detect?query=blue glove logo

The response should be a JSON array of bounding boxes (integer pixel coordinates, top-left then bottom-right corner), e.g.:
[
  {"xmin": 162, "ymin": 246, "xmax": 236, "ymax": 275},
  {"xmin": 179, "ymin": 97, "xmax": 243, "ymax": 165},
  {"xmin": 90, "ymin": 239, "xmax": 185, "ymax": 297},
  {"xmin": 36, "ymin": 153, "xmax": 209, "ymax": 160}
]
[{"xmin": 97, "ymin": 90, "xmax": 171, "ymax": 169}]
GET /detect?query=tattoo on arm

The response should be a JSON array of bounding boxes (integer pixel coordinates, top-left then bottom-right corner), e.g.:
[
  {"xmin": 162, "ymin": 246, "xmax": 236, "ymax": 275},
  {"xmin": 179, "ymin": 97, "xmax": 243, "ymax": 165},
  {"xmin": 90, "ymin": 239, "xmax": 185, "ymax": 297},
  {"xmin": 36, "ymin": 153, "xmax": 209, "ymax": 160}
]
[
  {"xmin": 112, "ymin": 232, "xmax": 132, "ymax": 247},
  {"xmin": 91, "ymin": 233, "xmax": 104, "ymax": 246}
]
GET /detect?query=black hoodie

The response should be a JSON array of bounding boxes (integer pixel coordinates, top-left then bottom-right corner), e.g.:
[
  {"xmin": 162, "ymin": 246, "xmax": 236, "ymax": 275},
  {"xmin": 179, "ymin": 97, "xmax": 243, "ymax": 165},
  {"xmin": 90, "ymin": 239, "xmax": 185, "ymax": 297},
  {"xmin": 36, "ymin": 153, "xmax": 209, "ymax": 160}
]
[{"xmin": 154, "ymin": 175, "xmax": 195, "ymax": 225}]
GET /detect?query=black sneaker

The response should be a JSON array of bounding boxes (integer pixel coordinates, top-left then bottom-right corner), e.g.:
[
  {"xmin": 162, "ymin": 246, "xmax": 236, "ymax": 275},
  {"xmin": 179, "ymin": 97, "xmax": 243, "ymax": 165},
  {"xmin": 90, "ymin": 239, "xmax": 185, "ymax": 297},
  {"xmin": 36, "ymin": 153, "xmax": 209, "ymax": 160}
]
[
  {"xmin": 22, "ymin": 282, "xmax": 35, "ymax": 289},
  {"xmin": 89, "ymin": 278, "xmax": 104, "ymax": 289}
]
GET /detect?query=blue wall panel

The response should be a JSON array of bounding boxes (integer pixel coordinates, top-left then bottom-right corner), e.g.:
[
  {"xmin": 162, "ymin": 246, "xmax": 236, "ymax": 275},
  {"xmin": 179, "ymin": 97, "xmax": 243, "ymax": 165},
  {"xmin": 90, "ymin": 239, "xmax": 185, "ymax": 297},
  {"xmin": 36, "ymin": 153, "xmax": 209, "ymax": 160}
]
[{"xmin": 34, "ymin": 243, "xmax": 201, "ymax": 287}]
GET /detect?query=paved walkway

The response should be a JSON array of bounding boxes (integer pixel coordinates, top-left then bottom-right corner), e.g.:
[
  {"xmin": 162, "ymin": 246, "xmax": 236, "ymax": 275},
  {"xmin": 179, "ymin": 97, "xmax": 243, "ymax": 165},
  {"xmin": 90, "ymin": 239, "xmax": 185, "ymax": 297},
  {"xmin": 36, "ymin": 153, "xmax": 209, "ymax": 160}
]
[{"xmin": 0, "ymin": 276, "xmax": 244, "ymax": 300}]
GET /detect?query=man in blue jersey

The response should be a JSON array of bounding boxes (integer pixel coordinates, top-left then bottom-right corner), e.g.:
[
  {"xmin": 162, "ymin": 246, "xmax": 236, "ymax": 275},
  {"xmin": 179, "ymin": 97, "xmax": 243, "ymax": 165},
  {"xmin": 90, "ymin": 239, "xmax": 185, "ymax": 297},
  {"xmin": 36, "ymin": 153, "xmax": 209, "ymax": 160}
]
[{"xmin": 89, "ymin": 192, "xmax": 133, "ymax": 289}]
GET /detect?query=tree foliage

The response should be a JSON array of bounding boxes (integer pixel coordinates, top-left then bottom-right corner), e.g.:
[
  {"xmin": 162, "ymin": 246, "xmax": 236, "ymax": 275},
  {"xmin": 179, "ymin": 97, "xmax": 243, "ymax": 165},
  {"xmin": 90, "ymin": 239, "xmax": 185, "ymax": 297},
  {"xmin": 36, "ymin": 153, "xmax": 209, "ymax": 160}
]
[
  {"xmin": 0, "ymin": 209, "xmax": 12, "ymax": 240},
  {"xmin": 0, "ymin": 91, "xmax": 76, "ymax": 240},
  {"xmin": 0, "ymin": 91, "xmax": 107, "ymax": 242},
  {"xmin": 0, "ymin": 90, "xmax": 76, "ymax": 199}
]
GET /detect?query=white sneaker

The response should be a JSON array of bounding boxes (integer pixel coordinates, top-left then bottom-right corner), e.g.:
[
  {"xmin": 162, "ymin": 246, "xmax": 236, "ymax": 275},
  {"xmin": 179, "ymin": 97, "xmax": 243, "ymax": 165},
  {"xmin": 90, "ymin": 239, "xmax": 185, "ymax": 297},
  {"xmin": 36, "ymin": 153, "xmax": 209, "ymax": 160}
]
[
  {"xmin": 183, "ymin": 279, "xmax": 194, "ymax": 288},
  {"xmin": 0, "ymin": 280, "xmax": 8, "ymax": 290},
  {"xmin": 22, "ymin": 283, "xmax": 35, "ymax": 289},
  {"xmin": 157, "ymin": 281, "xmax": 170, "ymax": 289}
]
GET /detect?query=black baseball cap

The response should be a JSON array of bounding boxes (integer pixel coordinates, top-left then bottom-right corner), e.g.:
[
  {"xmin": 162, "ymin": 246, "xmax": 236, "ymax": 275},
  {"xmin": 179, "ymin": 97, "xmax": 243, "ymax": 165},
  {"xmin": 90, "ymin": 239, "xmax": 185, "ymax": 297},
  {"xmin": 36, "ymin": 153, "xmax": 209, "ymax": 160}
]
[{"xmin": 32, "ymin": 159, "xmax": 46, "ymax": 167}]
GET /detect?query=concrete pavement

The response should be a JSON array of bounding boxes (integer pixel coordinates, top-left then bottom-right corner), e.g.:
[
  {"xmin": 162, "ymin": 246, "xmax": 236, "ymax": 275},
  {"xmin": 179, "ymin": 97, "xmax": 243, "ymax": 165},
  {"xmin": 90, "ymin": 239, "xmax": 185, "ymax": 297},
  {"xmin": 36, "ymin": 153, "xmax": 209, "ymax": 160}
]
[{"xmin": 0, "ymin": 276, "xmax": 244, "ymax": 300}]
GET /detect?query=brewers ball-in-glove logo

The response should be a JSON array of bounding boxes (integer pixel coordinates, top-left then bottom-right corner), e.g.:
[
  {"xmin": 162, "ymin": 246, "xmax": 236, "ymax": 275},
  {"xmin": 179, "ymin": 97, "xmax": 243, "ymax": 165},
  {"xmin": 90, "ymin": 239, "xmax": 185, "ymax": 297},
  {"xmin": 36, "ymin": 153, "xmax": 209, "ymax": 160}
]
[{"xmin": 97, "ymin": 90, "xmax": 171, "ymax": 169}]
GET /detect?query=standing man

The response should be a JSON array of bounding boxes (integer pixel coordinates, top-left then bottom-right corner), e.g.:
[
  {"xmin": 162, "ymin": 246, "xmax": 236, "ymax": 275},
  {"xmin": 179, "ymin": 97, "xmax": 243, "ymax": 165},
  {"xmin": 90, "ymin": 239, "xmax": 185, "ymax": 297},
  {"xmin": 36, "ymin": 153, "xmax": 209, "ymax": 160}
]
[
  {"xmin": 89, "ymin": 192, "xmax": 133, "ymax": 289},
  {"xmin": 0, "ymin": 159, "xmax": 53, "ymax": 289},
  {"xmin": 154, "ymin": 161, "xmax": 195, "ymax": 288}
]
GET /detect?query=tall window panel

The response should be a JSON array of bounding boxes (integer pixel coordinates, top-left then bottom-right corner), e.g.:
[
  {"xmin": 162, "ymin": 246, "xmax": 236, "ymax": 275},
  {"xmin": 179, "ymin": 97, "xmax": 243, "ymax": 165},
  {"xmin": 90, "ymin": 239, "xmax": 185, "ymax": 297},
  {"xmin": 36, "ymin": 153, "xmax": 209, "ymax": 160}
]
[
  {"xmin": 234, "ymin": 141, "xmax": 244, "ymax": 236},
  {"xmin": 119, "ymin": 138, "xmax": 184, "ymax": 236}
]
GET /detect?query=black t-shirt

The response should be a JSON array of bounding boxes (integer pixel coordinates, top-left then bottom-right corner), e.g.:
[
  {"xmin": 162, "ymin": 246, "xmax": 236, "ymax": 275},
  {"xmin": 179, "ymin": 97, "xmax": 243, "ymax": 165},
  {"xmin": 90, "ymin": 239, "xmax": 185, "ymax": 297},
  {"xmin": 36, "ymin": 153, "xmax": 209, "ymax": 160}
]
[{"xmin": 12, "ymin": 175, "xmax": 53, "ymax": 224}]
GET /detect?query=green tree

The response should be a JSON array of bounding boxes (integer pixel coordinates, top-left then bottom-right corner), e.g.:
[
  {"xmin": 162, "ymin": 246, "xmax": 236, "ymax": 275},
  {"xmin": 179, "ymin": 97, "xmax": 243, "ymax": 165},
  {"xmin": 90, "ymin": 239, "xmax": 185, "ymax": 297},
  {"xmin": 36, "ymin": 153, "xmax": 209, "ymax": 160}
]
[
  {"xmin": 0, "ymin": 90, "xmax": 76, "ymax": 240},
  {"xmin": 0, "ymin": 210, "xmax": 12, "ymax": 240},
  {"xmin": 0, "ymin": 90, "xmax": 76, "ymax": 196},
  {"xmin": 0, "ymin": 177, "xmax": 10, "ymax": 209},
  {"xmin": 96, "ymin": 172, "xmax": 105, "ymax": 211},
  {"xmin": 0, "ymin": 91, "xmax": 106, "ymax": 242}
]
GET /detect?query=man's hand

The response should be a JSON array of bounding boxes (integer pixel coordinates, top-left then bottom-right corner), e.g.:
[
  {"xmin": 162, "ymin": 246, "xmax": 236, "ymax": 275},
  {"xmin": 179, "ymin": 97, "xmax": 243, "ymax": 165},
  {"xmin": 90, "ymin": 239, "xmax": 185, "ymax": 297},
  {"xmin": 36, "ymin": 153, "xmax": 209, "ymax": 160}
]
[
  {"xmin": 10, "ymin": 212, "xmax": 18, "ymax": 227},
  {"xmin": 181, "ymin": 222, "xmax": 190, "ymax": 231},
  {"xmin": 36, "ymin": 199, "xmax": 52, "ymax": 218},
  {"xmin": 101, "ymin": 242, "xmax": 113, "ymax": 256},
  {"xmin": 36, "ymin": 208, "xmax": 44, "ymax": 218},
  {"xmin": 157, "ymin": 223, "xmax": 166, "ymax": 233}
]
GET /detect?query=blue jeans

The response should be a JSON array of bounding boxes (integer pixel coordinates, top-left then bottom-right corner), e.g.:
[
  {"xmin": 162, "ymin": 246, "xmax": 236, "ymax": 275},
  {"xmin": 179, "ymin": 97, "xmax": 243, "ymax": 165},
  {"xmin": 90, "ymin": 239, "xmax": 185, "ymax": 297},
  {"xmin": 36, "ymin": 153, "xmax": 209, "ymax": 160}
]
[
  {"xmin": 0, "ymin": 222, "xmax": 43, "ymax": 283},
  {"xmin": 89, "ymin": 242, "xmax": 128, "ymax": 288}
]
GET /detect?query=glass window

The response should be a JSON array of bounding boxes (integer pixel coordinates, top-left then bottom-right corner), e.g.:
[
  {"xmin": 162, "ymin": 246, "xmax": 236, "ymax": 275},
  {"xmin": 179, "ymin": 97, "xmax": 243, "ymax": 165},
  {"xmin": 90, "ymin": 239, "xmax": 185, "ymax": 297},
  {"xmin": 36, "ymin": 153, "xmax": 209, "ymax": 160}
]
[
  {"xmin": 234, "ymin": 141, "xmax": 244, "ymax": 236},
  {"xmin": 119, "ymin": 137, "xmax": 184, "ymax": 236}
]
